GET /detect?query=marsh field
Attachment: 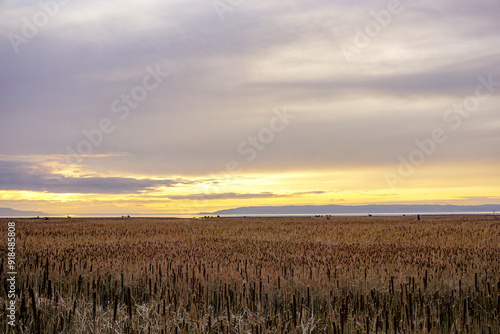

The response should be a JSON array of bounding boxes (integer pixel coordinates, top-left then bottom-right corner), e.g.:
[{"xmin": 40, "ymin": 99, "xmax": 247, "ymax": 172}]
[{"xmin": 1, "ymin": 216, "xmax": 499, "ymax": 333}]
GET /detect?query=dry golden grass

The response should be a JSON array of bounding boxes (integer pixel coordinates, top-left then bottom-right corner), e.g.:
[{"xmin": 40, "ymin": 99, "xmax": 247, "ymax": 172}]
[{"xmin": 1, "ymin": 215, "xmax": 499, "ymax": 333}]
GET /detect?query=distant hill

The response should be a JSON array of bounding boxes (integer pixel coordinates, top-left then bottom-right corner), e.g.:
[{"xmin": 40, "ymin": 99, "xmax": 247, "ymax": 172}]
[
  {"xmin": 0, "ymin": 207, "xmax": 47, "ymax": 217},
  {"xmin": 202, "ymin": 204, "xmax": 500, "ymax": 215}
]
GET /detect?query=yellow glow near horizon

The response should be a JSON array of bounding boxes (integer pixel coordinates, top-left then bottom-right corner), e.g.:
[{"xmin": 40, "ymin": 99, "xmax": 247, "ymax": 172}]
[{"xmin": 2, "ymin": 161, "xmax": 499, "ymax": 215}]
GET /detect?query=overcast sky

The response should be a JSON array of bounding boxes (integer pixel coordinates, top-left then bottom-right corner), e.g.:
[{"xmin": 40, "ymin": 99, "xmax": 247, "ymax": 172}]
[{"xmin": 1, "ymin": 0, "xmax": 499, "ymax": 215}]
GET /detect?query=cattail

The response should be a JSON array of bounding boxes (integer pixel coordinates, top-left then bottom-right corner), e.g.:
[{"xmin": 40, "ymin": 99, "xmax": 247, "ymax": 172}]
[
  {"xmin": 227, "ymin": 294, "xmax": 231, "ymax": 324},
  {"xmin": 384, "ymin": 309, "xmax": 389, "ymax": 334},
  {"xmin": 307, "ymin": 286, "xmax": 310, "ymax": 308},
  {"xmin": 47, "ymin": 279, "xmax": 52, "ymax": 300},
  {"xmin": 113, "ymin": 294, "xmax": 118, "ymax": 323},
  {"xmin": 92, "ymin": 291, "xmax": 96, "ymax": 321},
  {"xmin": 29, "ymin": 287, "xmax": 37, "ymax": 324},
  {"xmin": 426, "ymin": 305, "xmax": 431, "ymax": 332},
  {"xmin": 423, "ymin": 270, "xmax": 428, "ymax": 290},
  {"xmin": 20, "ymin": 294, "xmax": 26, "ymax": 319},
  {"xmin": 127, "ymin": 287, "xmax": 132, "ymax": 320}
]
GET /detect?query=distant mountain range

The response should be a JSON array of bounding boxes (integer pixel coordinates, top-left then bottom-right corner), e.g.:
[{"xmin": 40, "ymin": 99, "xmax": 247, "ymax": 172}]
[
  {"xmin": 0, "ymin": 207, "xmax": 47, "ymax": 217},
  {"xmin": 202, "ymin": 204, "xmax": 500, "ymax": 216}
]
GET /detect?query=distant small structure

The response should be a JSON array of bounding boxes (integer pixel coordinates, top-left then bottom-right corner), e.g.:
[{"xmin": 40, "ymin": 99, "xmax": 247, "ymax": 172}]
[
  {"xmin": 417, "ymin": 214, "xmax": 420, "ymax": 221},
  {"xmin": 44, "ymin": 217, "xmax": 50, "ymax": 220},
  {"xmin": 67, "ymin": 215, "xmax": 71, "ymax": 219}
]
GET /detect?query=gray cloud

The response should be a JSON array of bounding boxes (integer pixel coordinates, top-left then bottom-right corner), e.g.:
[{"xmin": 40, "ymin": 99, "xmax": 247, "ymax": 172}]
[
  {"xmin": 250, "ymin": 54, "xmax": 500, "ymax": 97},
  {"xmin": 167, "ymin": 192, "xmax": 281, "ymax": 201},
  {"xmin": 0, "ymin": 160, "xmax": 189, "ymax": 194},
  {"xmin": 1, "ymin": 0, "xmax": 499, "ymax": 178},
  {"xmin": 167, "ymin": 191, "xmax": 325, "ymax": 201}
]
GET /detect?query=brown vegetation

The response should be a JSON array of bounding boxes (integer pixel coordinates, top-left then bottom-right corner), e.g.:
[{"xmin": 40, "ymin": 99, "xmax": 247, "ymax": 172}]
[{"xmin": 1, "ymin": 215, "xmax": 499, "ymax": 333}]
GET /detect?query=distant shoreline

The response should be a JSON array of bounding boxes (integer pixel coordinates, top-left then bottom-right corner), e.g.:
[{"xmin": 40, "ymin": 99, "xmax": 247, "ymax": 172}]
[{"xmin": 1, "ymin": 212, "xmax": 498, "ymax": 219}]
